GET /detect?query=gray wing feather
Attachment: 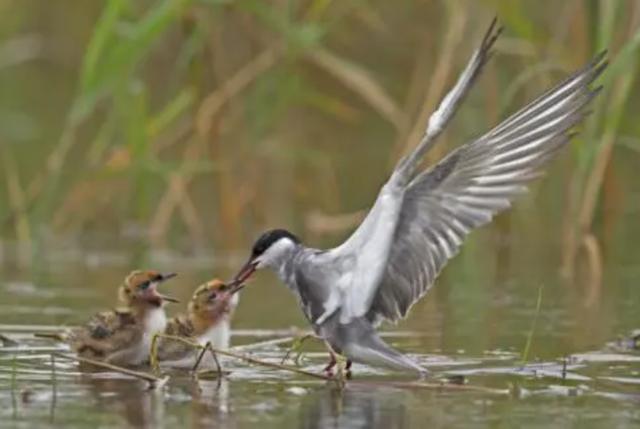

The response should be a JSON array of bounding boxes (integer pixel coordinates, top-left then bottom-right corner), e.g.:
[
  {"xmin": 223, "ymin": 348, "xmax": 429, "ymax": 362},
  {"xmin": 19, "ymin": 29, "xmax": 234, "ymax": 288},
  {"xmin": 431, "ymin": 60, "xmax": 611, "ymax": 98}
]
[
  {"xmin": 333, "ymin": 20, "xmax": 501, "ymax": 321},
  {"xmin": 289, "ymin": 250, "xmax": 338, "ymax": 324},
  {"xmin": 394, "ymin": 18, "xmax": 502, "ymax": 183},
  {"xmin": 367, "ymin": 52, "xmax": 607, "ymax": 324}
]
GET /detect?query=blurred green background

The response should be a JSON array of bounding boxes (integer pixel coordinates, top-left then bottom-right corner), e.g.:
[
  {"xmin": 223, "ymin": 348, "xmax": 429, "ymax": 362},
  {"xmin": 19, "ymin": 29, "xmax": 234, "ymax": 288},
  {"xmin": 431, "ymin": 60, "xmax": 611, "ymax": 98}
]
[
  {"xmin": 1, "ymin": 0, "xmax": 638, "ymax": 261},
  {"xmin": 1, "ymin": 0, "xmax": 640, "ymax": 337}
]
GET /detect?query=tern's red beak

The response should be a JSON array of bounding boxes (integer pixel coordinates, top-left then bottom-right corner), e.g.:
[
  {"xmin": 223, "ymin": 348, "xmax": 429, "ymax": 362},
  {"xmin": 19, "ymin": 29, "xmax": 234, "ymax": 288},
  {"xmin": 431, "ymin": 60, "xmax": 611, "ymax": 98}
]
[
  {"xmin": 225, "ymin": 277, "xmax": 246, "ymax": 295},
  {"xmin": 233, "ymin": 259, "xmax": 257, "ymax": 285}
]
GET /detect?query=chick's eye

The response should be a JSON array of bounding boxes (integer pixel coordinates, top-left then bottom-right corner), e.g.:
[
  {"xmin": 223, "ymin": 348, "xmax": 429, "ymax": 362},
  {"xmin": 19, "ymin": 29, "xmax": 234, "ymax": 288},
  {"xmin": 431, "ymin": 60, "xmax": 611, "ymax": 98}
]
[
  {"xmin": 208, "ymin": 292, "xmax": 217, "ymax": 301},
  {"xmin": 140, "ymin": 281, "xmax": 150, "ymax": 290},
  {"xmin": 219, "ymin": 284, "xmax": 227, "ymax": 292}
]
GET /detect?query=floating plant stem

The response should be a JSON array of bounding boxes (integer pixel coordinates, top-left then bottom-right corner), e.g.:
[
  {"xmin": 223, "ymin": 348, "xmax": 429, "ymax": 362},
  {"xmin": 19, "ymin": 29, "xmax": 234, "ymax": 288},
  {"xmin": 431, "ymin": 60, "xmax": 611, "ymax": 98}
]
[
  {"xmin": 351, "ymin": 379, "xmax": 511, "ymax": 396},
  {"xmin": 521, "ymin": 285, "xmax": 544, "ymax": 365},
  {"xmin": 0, "ymin": 333, "xmax": 19, "ymax": 347},
  {"xmin": 232, "ymin": 336, "xmax": 296, "ymax": 352},
  {"xmin": 281, "ymin": 334, "xmax": 316, "ymax": 365},
  {"xmin": 49, "ymin": 354, "xmax": 57, "ymax": 423},
  {"xmin": 11, "ymin": 354, "xmax": 17, "ymax": 419},
  {"xmin": 192, "ymin": 342, "xmax": 222, "ymax": 378},
  {"xmin": 52, "ymin": 352, "xmax": 168, "ymax": 390},
  {"xmin": 149, "ymin": 332, "xmax": 200, "ymax": 373},
  {"xmin": 154, "ymin": 334, "xmax": 333, "ymax": 381},
  {"xmin": 50, "ymin": 353, "xmax": 57, "ymax": 386},
  {"xmin": 34, "ymin": 332, "xmax": 66, "ymax": 342},
  {"xmin": 149, "ymin": 333, "xmax": 161, "ymax": 373}
]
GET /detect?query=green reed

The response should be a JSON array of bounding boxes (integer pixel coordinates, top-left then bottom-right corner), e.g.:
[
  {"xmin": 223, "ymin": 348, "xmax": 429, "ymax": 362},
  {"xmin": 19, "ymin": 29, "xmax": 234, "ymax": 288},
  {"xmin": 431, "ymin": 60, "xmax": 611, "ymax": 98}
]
[
  {"xmin": 521, "ymin": 285, "xmax": 543, "ymax": 365},
  {"xmin": 0, "ymin": 0, "xmax": 638, "ymax": 271}
]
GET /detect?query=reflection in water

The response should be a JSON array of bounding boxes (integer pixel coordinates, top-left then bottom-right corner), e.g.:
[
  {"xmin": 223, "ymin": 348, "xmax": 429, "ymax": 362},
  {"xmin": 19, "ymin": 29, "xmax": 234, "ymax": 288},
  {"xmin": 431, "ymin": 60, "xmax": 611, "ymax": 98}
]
[
  {"xmin": 300, "ymin": 385, "xmax": 409, "ymax": 429},
  {"xmin": 69, "ymin": 370, "xmax": 237, "ymax": 428},
  {"xmin": 191, "ymin": 378, "xmax": 236, "ymax": 429},
  {"xmin": 3, "ymin": 343, "xmax": 640, "ymax": 428},
  {"xmin": 80, "ymin": 374, "xmax": 165, "ymax": 428}
]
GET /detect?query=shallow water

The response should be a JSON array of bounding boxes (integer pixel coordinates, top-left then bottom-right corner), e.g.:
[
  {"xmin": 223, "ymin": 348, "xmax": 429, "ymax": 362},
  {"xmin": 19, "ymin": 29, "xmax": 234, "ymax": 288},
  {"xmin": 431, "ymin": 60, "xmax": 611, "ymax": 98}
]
[
  {"xmin": 0, "ymin": 252, "xmax": 639, "ymax": 428},
  {"xmin": 0, "ymin": 328, "xmax": 639, "ymax": 428}
]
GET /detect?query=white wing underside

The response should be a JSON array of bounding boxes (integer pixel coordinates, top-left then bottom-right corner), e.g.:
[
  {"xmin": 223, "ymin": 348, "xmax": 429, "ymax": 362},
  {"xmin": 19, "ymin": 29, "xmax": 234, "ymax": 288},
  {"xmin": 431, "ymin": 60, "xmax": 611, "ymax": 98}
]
[{"xmin": 328, "ymin": 24, "xmax": 606, "ymax": 324}]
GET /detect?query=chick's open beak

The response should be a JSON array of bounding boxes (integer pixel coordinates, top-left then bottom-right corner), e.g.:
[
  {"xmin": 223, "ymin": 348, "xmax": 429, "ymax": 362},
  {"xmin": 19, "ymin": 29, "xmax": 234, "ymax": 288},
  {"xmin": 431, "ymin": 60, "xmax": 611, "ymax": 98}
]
[
  {"xmin": 158, "ymin": 294, "xmax": 180, "ymax": 303},
  {"xmin": 159, "ymin": 272, "xmax": 177, "ymax": 282},
  {"xmin": 156, "ymin": 272, "xmax": 179, "ymax": 303}
]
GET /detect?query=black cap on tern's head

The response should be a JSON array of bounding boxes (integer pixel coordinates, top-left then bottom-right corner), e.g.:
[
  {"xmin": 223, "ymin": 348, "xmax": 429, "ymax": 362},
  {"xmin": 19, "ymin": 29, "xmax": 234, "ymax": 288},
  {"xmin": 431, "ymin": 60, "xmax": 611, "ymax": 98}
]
[
  {"xmin": 232, "ymin": 229, "xmax": 300, "ymax": 285},
  {"xmin": 251, "ymin": 229, "xmax": 300, "ymax": 258}
]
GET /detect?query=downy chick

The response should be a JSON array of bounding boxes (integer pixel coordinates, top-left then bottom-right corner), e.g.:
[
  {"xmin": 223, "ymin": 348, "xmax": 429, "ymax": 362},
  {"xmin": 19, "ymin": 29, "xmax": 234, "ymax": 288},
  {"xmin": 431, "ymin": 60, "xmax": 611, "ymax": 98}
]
[
  {"xmin": 68, "ymin": 270, "xmax": 178, "ymax": 366},
  {"xmin": 157, "ymin": 279, "xmax": 240, "ymax": 368}
]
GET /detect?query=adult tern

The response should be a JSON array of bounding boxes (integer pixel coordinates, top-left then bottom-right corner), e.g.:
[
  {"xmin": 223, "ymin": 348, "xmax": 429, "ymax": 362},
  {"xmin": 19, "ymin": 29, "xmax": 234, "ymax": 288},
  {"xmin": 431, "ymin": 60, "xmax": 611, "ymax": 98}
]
[{"xmin": 233, "ymin": 19, "xmax": 606, "ymax": 375}]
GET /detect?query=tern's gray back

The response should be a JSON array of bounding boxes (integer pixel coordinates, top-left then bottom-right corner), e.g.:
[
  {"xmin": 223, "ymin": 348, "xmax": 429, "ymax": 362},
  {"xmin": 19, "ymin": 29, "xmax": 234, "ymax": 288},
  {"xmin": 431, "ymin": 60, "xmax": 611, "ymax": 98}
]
[{"xmin": 279, "ymin": 247, "xmax": 344, "ymax": 324}]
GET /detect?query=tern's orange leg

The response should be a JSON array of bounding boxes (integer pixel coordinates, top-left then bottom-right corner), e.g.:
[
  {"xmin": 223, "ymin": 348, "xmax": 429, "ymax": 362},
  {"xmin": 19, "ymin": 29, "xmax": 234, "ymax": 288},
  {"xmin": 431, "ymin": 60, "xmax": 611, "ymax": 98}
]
[{"xmin": 323, "ymin": 350, "xmax": 337, "ymax": 376}]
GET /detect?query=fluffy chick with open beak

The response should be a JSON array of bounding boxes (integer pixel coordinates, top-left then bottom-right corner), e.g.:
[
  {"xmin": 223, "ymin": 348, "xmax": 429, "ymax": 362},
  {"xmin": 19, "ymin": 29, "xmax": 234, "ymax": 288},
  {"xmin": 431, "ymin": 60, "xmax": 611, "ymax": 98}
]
[
  {"xmin": 156, "ymin": 279, "xmax": 241, "ymax": 368},
  {"xmin": 68, "ymin": 270, "xmax": 178, "ymax": 366}
]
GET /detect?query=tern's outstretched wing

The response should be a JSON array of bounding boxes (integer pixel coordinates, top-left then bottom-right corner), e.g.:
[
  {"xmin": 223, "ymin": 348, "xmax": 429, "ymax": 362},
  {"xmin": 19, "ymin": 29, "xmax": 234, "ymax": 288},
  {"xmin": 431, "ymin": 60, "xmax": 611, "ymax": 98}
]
[
  {"xmin": 330, "ymin": 20, "xmax": 501, "ymax": 322},
  {"xmin": 366, "ymin": 52, "xmax": 606, "ymax": 324},
  {"xmin": 394, "ymin": 17, "xmax": 503, "ymax": 181}
]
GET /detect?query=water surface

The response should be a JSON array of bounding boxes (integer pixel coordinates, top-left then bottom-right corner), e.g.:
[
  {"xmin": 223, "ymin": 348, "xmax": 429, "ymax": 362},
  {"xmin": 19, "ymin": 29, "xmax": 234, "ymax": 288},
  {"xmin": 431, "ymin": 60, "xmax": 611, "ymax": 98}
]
[{"xmin": 1, "ymin": 249, "xmax": 639, "ymax": 428}]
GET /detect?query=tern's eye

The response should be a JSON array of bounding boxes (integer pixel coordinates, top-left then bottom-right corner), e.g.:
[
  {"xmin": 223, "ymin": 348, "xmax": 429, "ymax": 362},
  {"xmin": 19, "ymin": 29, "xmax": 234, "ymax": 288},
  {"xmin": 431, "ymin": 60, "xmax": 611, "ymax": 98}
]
[{"xmin": 219, "ymin": 284, "xmax": 228, "ymax": 292}]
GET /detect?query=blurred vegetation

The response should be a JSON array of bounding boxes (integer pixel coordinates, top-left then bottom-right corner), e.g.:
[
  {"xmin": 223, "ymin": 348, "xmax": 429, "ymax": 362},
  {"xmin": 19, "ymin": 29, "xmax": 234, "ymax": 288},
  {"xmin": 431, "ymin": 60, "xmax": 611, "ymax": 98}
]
[{"xmin": 1, "ymin": 0, "xmax": 639, "ymax": 285}]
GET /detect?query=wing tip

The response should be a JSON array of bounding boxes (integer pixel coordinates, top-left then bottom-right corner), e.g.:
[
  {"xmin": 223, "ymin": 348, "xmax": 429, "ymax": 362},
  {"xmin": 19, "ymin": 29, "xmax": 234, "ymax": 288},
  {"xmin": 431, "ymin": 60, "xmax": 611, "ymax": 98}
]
[
  {"xmin": 590, "ymin": 84, "xmax": 604, "ymax": 98},
  {"xmin": 590, "ymin": 57, "xmax": 608, "ymax": 83},
  {"xmin": 480, "ymin": 16, "xmax": 503, "ymax": 55},
  {"xmin": 593, "ymin": 49, "xmax": 608, "ymax": 65}
]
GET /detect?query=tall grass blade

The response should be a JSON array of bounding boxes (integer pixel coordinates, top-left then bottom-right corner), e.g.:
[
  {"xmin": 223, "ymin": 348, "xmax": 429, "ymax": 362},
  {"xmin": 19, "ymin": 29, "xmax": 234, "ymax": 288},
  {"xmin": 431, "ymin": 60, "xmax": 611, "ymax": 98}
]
[{"xmin": 521, "ymin": 285, "xmax": 543, "ymax": 365}]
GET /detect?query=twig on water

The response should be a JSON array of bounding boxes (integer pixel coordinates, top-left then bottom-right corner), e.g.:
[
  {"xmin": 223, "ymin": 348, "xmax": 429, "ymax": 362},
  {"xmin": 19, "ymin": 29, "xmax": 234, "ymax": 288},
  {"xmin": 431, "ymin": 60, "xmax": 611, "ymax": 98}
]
[
  {"xmin": 197, "ymin": 350, "xmax": 332, "ymax": 381},
  {"xmin": 0, "ymin": 324, "xmax": 71, "ymax": 332},
  {"xmin": 232, "ymin": 336, "xmax": 296, "ymax": 352},
  {"xmin": 150, "ymin": 334, "xmax": 228, "ymax": 383},
  {"xmin": 34, "ymin": 332, "xmax": 66, "ymax": 342},
  {"xmin": 192, "ymin": 344, "xmax": 211, "ymax": 373},
  {"xmin": 191, "ymin": 342, "xmax": 223, "ymax": 378},
  {"xmin": 0, "ymin": 333, "xmax": 19, "ymax": 347},
  {"xmin": 11, "ymin": 354, "xmax": 18, "ymax": 419},
  {"xmin": 50, "ymin": 353, "xmax": 57, "ymax": 387},
  {"xmin": 334, "ymin": 356, "xmax": 349, "ymax": 389},
  {"xmin": 153, "ymin": 334, "xmax": 332, "ymax": 381},
  {"xmin": 49, "ymin": 354, "xmax": 57, "ymax": 423},
  {"xmin": 348, "ymin": 379, "xmax": 510, "ymax": 396},
  {"xmin": 149, "ymin": 332, "xmax": 201, "ymax": 373},
  {"xmin": 52, "ymin": 352, "xmax": 168, "ymax": 390},
  {"xmin": 281, "ymin": 334, "xmax": 316, "ymax": 365}
]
